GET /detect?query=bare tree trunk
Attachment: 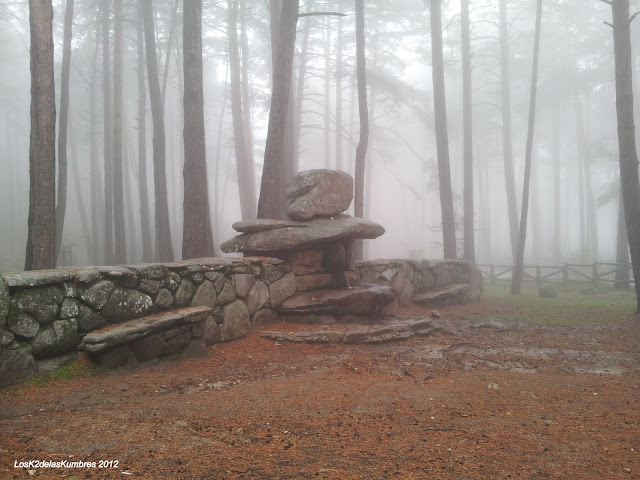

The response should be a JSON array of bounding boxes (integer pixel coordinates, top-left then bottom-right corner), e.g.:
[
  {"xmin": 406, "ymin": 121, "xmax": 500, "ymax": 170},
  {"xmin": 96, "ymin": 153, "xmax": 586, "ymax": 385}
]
[
  {"xmin": 430, "ymin": 0, "xmax": 456, "ymax": 259},
  {"xmin": 511, "ymin": 0, "xmax": 542, "ymax": 294},
  {"xmin": 54, "ymin": 0, "xmax": 74, "ymax": 264},
  {"xmin": 257, "ymin": 0, "xmax": 299, "ymax": 219},
  {"xmin": 335, "ymin": 13, "xmax": 343, "ymax": 171},
  {"xmin": 294, "ymin": 4, "xmax": 312, "ymax": 166},
  {"xmin": 228, "ymin": 0, "xmax": 256, "ymax": 220},
  {"xmin": 102, "ymin": 0, "xmax": 114, "ymax": 264},
  {"xmin": 552, "ymin": 111, "xmax": 562, "ymax": 262},
  {"xmin": 610, "ymin": 0, "xmax": 640, "ymax": 310},
  {"xmin": 112, "ymin": 0, "xmax": 127, "ymax": 263},
  {"xmin": 161, "ymin": 0, "xmax": 180, "ymax": 105},
  {"xmin": 123, "ymin": 129, "xmax": 137, "ymax": 263},
  {"xmin": 212, "ymin": 66, "xmax": 229, "ymax": 253},
  {"xmin": 239, "ymin": 0, "xmax": 254, "ymax": 172},
  {"xmin": 137, "ymin": 0, "xmax": 152, "ymax": 262},
  {"xmin": 324, "ymin": 17, "xmax": 332, "ymax": 169},
  {"xmin": 499, "ymin": 0, "xmax": 519, "ymax": 262},
  {"xmin": 25, "ymin": 0, "xmax": 56, "ymax": 271},
  {"xmin": 461, "ymin": 0, "xmax": 475, "ymax": 263},
  {"xmin": 353, "ymin": 0, "xmax": 368, "ymax": 261},
  {"xmin": 143, "ymin": 0, "xmax": 174, "ymax": 261},
  {"xmin": 182, "ymin": 0, "xmax": 214, "ymax": 259},
  {"xmin": 615, "ymin": 188, "xmax": 630, "ymax": 289},
  {"xmin": 575, "ymin": 96, "xmax": 586, "ymax": 257},
  {"xmin": 68, "ymin": 118, "xmax": 92, "ymax": 260},
  {"xmin": 90, "ymin": 11, "xmax": 104, "ymax": 265}
]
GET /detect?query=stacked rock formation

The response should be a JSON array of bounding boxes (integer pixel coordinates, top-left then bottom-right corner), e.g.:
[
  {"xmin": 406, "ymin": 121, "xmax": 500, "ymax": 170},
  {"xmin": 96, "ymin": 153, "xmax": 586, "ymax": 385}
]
[{"xmin": 221, "ymin": 169, "xmax": 395, "ymax": 319}]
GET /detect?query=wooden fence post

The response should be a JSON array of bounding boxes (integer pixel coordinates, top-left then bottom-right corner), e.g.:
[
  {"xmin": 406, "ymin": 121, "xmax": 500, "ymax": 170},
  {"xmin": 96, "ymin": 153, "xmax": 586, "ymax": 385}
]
[
  {"xmin": 490, "ymin": 265, "xmax": 495, "ymax": 285},
  {"xmin": 592, "ymin": 262, "xmax": 598, "ymax": 286},
  {"xmin": 536, "ymin": 265, "xmax": 541, "ymax": 288}
]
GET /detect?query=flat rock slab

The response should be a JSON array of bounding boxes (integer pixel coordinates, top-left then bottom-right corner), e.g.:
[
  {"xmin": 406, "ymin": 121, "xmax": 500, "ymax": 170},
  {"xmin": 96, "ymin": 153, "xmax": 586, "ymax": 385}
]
[
  {"xmin": 83, "ymin": 306, "xmax": 212, "ymax": 353},
  {"xmin": 260, "ymin": 318, "xmax": 437, "ymax": 344},
  {"xmin": 232, "ymin": 219, "xmax": 309, "ymax": 234},
  {"xmin": 220, "ymin": 215, "xmax": 384, "ymax": 255},
  {"xmin": 413, "ymin": 283, "xmax": 470, "ymax": 305},
  {"xmin": 278, "ymin": 284, "xmax": 395, "ymax": 315}
]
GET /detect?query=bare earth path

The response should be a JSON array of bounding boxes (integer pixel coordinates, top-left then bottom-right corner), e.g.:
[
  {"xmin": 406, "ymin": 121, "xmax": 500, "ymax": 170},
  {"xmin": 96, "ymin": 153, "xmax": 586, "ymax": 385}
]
[{"xmin": 1, "ymin": 295, "xmax": 639, "ymax": 479}]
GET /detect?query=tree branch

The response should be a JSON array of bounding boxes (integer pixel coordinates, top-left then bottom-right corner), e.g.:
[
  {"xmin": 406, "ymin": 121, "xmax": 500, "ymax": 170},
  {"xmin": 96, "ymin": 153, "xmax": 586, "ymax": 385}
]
[
  {"xmin": 598, "ymin": 0, "xmax": 612, "ymax": 5},
  {"xmin": 630, "ymin": 11, "xmax": 639, "ymax": 23},
  {"xmin": 604, "ymin": 20, "xmax": 613, "ymax": 28},
  {"xmin": 298, "ymin": 11, "xmax": 345, "ymax": 18}
]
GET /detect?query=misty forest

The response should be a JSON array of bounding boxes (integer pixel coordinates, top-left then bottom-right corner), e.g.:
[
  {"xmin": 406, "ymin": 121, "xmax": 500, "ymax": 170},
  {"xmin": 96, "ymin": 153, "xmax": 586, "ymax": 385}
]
[{"xmin": 1, "ymin": 0, "xmax": 639, "ymax": 304}]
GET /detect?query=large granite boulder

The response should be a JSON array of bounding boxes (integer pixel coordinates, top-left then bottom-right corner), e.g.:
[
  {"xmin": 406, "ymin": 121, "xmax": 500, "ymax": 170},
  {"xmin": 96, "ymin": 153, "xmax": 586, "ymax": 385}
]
[
  {"xmin": 286, "ymin": 169, "xmax": 353, "ymax": 221},
  {"xmin": 221, "ymin": 215, "xmax": 384, "ymax": 255}
]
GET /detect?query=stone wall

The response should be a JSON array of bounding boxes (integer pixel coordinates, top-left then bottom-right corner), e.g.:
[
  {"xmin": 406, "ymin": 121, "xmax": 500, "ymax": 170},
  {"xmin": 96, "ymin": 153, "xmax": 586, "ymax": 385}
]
[{"xmin": 0, "ymin": 257, "xmax": 481, "ymax": 388}]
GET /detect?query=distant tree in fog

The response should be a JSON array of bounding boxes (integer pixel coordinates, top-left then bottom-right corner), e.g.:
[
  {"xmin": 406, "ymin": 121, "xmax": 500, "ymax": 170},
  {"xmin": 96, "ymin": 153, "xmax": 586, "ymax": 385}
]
[
  {"xmin": 512, "ymin": 0, "xmax": 543, "ymax": 294},
  {"xmin": 25, "ymin": 0, "xmax": 56, "ymax": 271},
  {"xmin": 54, "ymin": 0, "xmax": 74, "ymax": 264},
  {"xmin": 461, "ymin": 0, "xmax": 475, "ymax": 263},
  {"xmin": 429, "ymin": 0, "xmax": 456, "ymax": 260}
]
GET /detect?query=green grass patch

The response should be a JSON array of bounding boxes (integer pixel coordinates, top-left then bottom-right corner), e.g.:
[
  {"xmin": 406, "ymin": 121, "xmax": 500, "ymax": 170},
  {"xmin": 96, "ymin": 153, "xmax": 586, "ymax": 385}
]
[
  {"xmin": 30, "ymin": 357, "xmax": 106, "ymax": 387},
  {"xmin": 480, "ymin": 282, "xmax": 636, "ymax": 326}
]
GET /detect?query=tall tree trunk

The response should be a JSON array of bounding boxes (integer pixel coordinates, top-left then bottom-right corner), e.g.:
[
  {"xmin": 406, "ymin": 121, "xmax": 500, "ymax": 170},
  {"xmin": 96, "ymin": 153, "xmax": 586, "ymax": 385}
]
[
  {"xmin": 161, "ymin": 0, "xmax": 180, "ymax": 105},
  {"xmin": 353, "ymin": 0, "xmax": 369, "ymax": 261},
  {"xmin": 213, "ymin": 66, "xmax": 230, "ymax": 253},
  {"xmin": 123, "ymin": 129, "xmax": 137, "ymax": 263},
  {"xmin": 68, "ymin": 118, "xmax": 92, "ymax": 260},
  {"xmin": 551, "ymin": 111, "xmax": 562, "ymax": 261},
  {"xmin": 511, "ymin": 0, "xmax": 542, "ymax": 294},
  {"xmin": 324, "ymin": 17, "xmax": 332, "ymax": 169},
  {"xmin": 54, "ymin": 0, "xmax": 74, "ymax": 264},
  {"xmin": 25, "ymin": 0, "xmax": 56, "ymax": 271},
  {"xmin": 257, "ymin": 0, "xmax": 299, "ymax": 219},
  {"xmin": 615, "ymin": 188, "xmax": 630, "ymax": 289},
  {"xmin": 182, "ymin": 0, "xmax": 214, "ymax": 259},
  {"xmin": 430, "ymin": 0, "xmax": 456, "ymax": 259},
  {"xmin": 499, "ymin": 0, "xmax": 519, "ymax": 262},
  {"xmin": 239, "ymin": 0, "xmax": 254, "ymax": 173},
  {"xmin": 575, "ymin": 96, "xmax": 586, "ymax": 257},
  {"xmin": 90, "ymin": 11, "xmax": 104, "ymax": 265},
  {"xmin": 610, "ymin": 0, "xmax": 640, "ymax": 311},
  {"xmin": 461, "ymin": 0, "xmax": 475, "ymax": 263},
  {"xmin": 102, "ymin": 0, "xmax": 114, "ymax": 264},
  {"xmin": 112, "ymin": 0, "xmax": 126, "ymax": 263},
  {"xmin": 143, "ymin": 0, "xmax": 174, "ymax": 261},
  {"xmin": 228, "ymin": 0, "xmax": 256, "ymax": 220},
  {"xmin": 137, "ymin": 0, "xmax": 152, "ymax": 262},
  {"xmin": 335, "ymin": 13, "xmax": 343, "ymax": 171},
  {"xmin": 294, "ymin": 4, "xmax": 312, "ymax": 166}
]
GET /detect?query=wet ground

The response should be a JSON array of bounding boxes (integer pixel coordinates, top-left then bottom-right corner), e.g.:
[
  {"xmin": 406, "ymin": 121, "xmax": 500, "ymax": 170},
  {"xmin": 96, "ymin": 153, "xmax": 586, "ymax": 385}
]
[{"xmin": 1, "ymin": 297, "xmax": 639, "ymax": 479}]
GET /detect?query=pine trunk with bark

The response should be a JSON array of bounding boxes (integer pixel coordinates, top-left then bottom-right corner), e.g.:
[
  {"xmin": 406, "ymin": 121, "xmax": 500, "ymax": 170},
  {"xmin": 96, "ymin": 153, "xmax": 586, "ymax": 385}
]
[
  {"xmin": 257, "ymin": 0, "xmax": 299, "ymax": 219},
  {"xmin": 615, "ymin": 189, "xmax": 630, "ymax": 289},
  {"xmin": 54, "ymin": 0, "xmax": 74, "ymax": 264},
  {"xmin": 25, "ymin": 0, "xmax": 56, "ymax": 271},
  {"xmin": 610, "ymin": 0, "xmax": 640, "ymax": 311},
  {"xmin": 499, "ymin": 0, "xmax": 519, "ymax": 262},
  {"xmin": 142, "ymin": 0, "xmax": 173, "ymax": 261},
  {"xmin": 461, "ymin": 0, "xmax": 475, "ymax": 263},
  {"xmin": 136, "ymin": 0, "xmax": 152, "ymax": 262},
  {"xmin": 228, "ymin": 0, "xmax": 256, "ymax": 220},
  {"xmin": 353, "ymin": 0, "xmax": 369, "ymax": 261},
  {"xmin": 511, "ymin": 0, "xmax": 542, "ymax": 294},
  {"xmin": 102, "ymin": 0, "xmax": 114, "ymax": 264},
  {"xmin": 182, "ymin": 0, "xmax": 214, "ymax": 259},
  {"xmin": 112, "ymin": 0, "xmax": 127, "ymax": 263},
  {"xmin": 430, "ymin": 0, "xmax": 456, "ymax": 259}
]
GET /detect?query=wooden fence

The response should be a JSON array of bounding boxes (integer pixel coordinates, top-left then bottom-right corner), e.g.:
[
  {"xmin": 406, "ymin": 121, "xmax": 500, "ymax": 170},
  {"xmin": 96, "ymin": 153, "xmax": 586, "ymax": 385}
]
[{"xmin": 476, "ymin": 262, "xmax": 635, "ymax": 288}]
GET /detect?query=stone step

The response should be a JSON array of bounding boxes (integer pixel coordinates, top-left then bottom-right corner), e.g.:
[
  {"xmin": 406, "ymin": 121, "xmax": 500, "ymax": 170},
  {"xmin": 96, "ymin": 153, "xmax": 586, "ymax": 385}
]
[
  {"xmin": 260, "ymin": 318, "xmax": 439, "ymax": 345},
  {"xmin": 413, "ymin": 283, "xmax": 470, "ymax": 305},
  {"xmin": 278, "ymin": 284, "xmax": 395, "ymax": 315},
  {"xmin": 82, "ymin": 306, "xmax": 212, "ymax": 368}
]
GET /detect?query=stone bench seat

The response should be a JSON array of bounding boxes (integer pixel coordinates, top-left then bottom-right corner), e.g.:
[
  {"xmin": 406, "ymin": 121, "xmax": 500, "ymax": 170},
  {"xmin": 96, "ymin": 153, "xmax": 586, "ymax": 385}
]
[{"xmin": 83, "ymin": 306, "xmax": 212, "ymax": 368}]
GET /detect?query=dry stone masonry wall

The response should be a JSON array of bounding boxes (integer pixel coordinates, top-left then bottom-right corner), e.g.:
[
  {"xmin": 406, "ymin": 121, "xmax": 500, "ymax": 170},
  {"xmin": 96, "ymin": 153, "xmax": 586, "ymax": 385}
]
[{"xmin": 0, "ymin": 256, "xmax": 482, "ymax": 388}]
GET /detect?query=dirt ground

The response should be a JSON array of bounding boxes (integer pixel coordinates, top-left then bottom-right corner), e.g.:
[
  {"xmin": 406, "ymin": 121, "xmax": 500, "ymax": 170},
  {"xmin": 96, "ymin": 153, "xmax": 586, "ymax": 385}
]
[{"xmin": 1, "ymin": 296, "xmax": 639, "ymax": 480}]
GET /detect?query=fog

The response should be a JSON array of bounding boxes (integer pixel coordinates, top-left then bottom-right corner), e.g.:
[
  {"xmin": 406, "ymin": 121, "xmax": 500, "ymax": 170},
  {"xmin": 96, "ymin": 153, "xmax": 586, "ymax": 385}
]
[{"xmin": 0, "ymin": 0, "xmax": 638, "ymax": 273}]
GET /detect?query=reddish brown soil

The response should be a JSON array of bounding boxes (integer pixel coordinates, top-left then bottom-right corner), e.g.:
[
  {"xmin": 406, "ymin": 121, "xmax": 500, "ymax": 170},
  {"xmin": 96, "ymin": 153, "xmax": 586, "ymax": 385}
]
[{"xmin": 1, "ymin": 299, "xmax": 639, "ymax": 479}]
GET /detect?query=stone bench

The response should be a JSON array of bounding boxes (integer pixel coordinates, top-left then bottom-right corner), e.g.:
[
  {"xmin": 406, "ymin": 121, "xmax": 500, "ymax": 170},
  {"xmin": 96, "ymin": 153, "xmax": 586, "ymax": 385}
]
[{"xmin": 82, "ymin": 306, "xmax": 212, "ymax": 368}]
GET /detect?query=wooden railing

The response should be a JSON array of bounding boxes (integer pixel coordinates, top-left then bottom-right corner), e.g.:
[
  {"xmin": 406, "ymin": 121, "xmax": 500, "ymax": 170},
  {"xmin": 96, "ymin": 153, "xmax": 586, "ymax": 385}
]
[{"xmin": 476, "ymin": 262, "xmax": 635, "ymax": 288}]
